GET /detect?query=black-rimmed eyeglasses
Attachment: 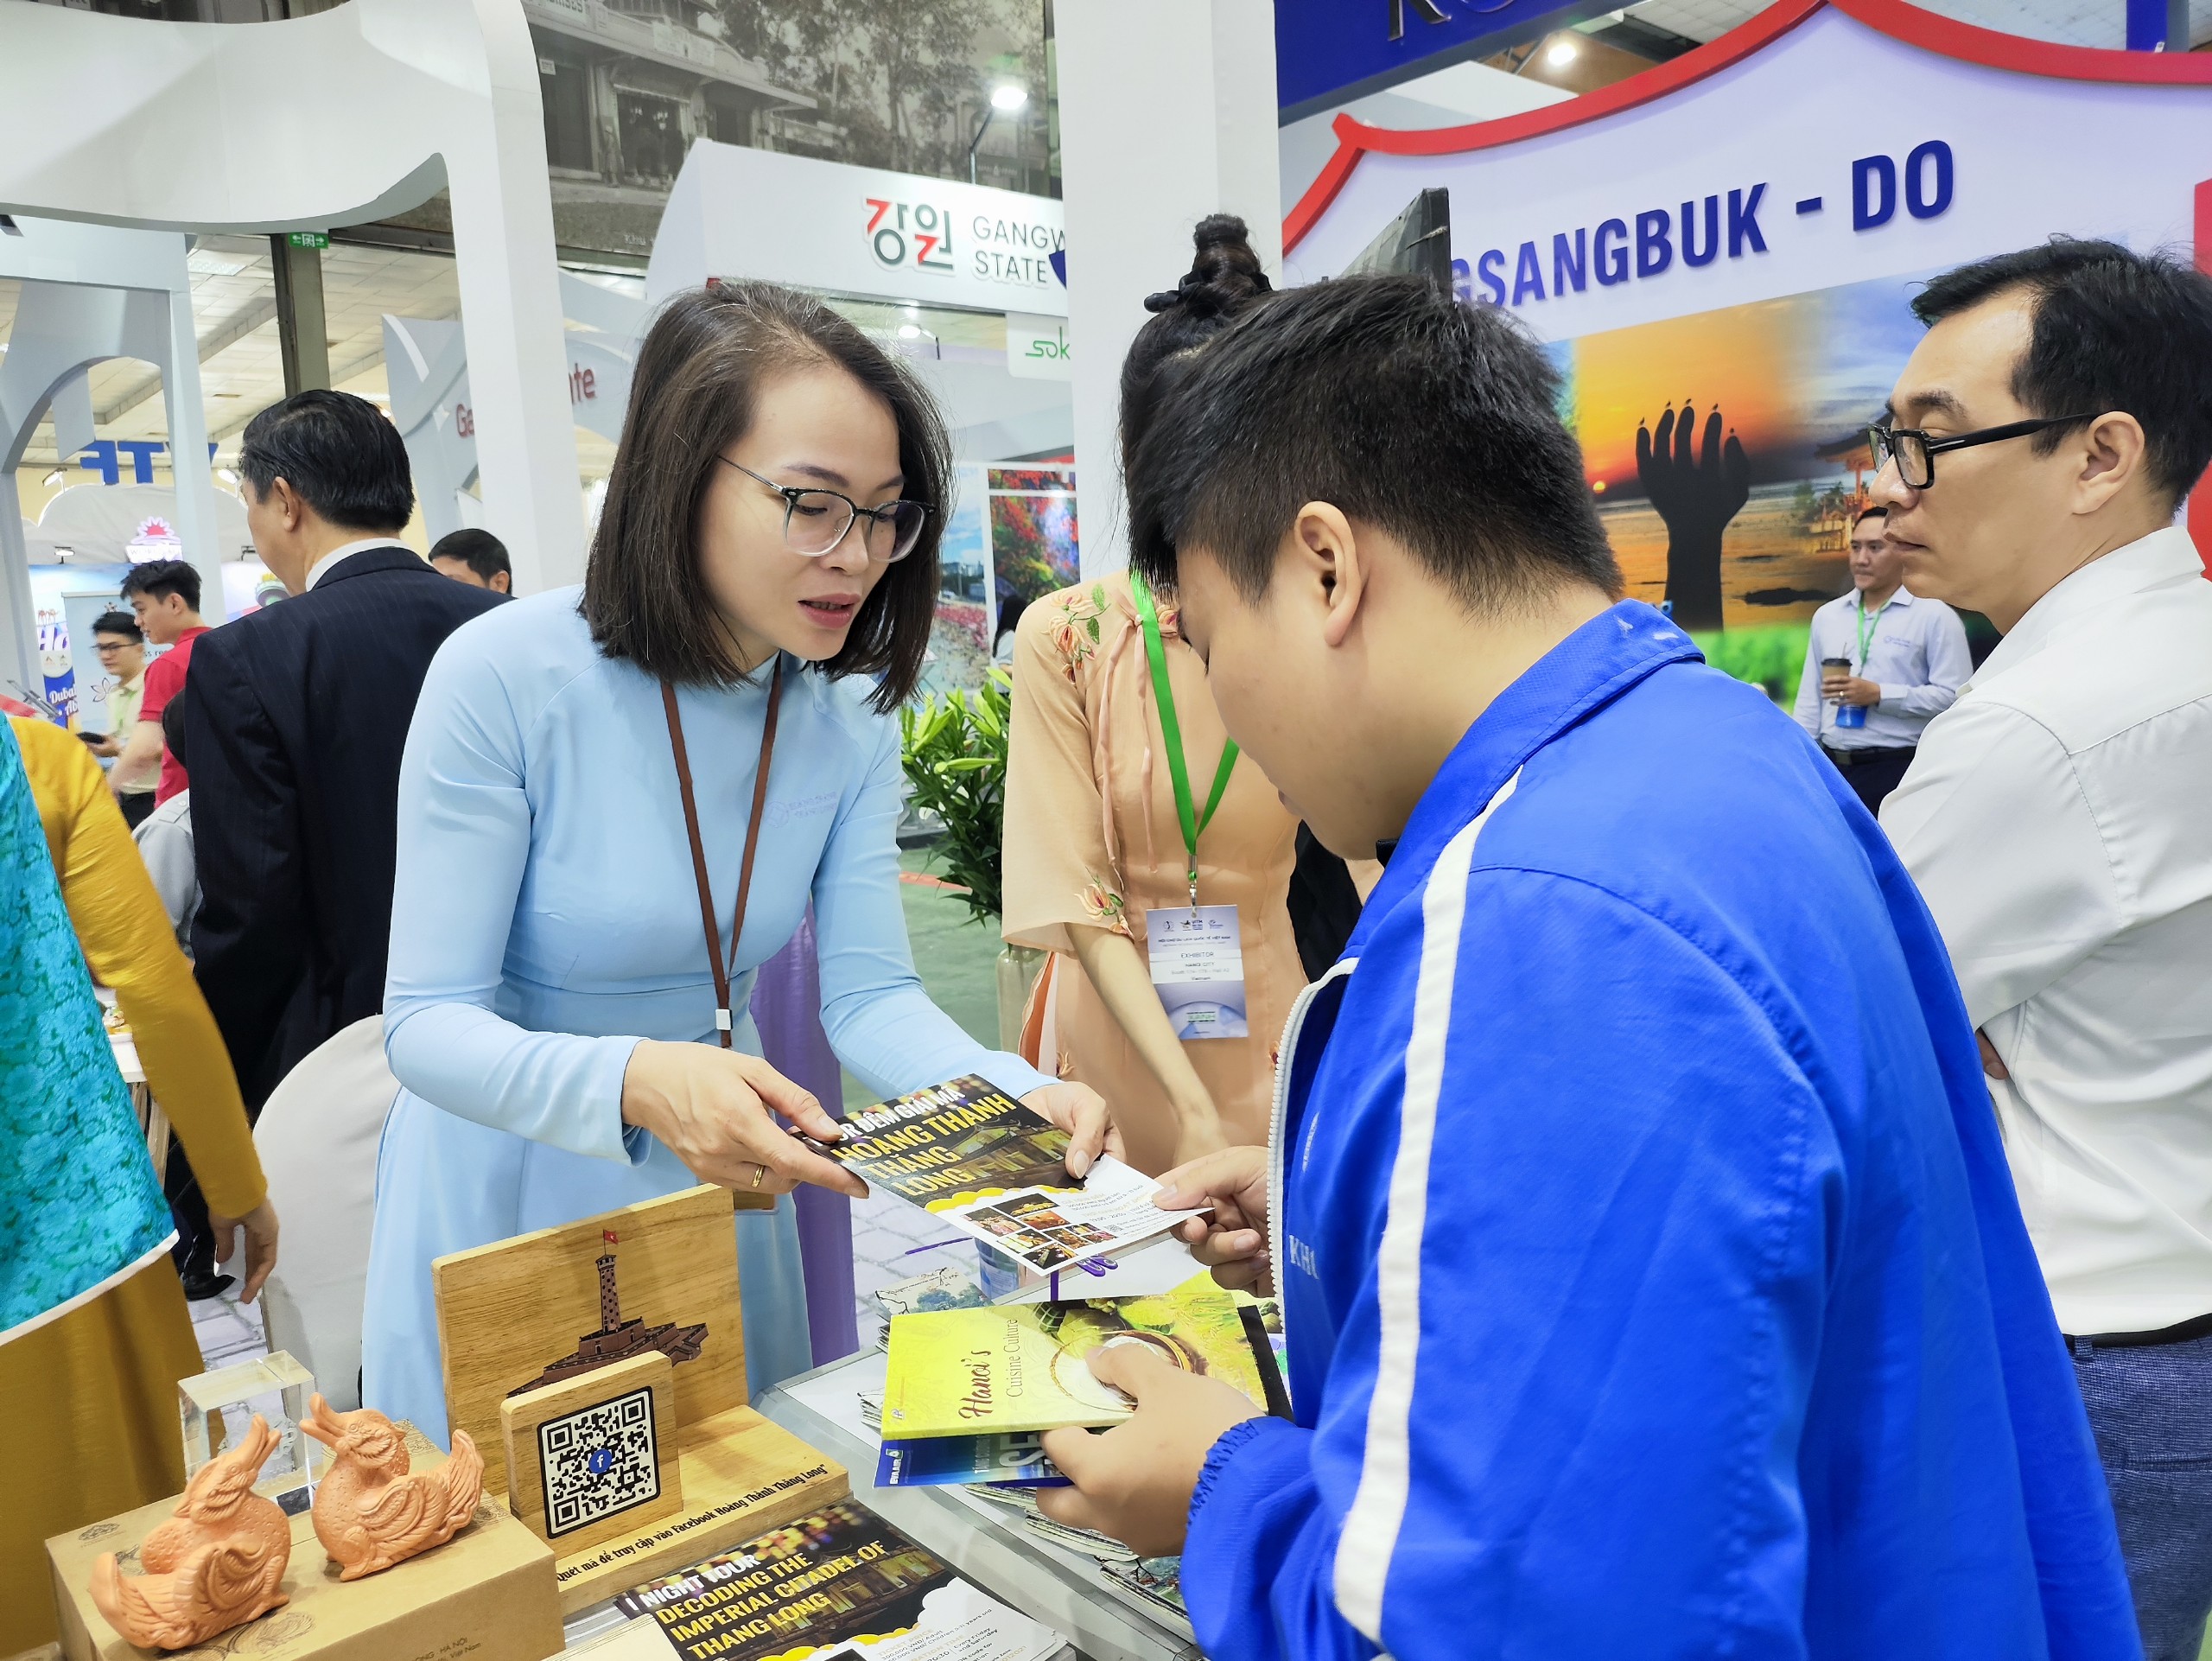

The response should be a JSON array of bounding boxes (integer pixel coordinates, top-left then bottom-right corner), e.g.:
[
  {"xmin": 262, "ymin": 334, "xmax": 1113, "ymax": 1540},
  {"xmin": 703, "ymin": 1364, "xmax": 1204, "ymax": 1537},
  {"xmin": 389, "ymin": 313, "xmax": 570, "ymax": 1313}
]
[
  {"xmin": 1866, "ymin": 414, "xmax": 2094, "ymax": 490},
  {"xmin": 721, "ymin": 459, "xmax": 931, "ymax": 563}
]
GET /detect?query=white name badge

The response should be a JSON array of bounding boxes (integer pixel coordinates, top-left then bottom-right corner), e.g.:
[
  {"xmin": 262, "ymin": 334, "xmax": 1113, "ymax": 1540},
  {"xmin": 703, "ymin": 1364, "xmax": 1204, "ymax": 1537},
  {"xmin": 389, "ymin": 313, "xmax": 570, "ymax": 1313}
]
[{"xmin": 1147, "ymin": 904, "xmax": 1248, "ymax": 1041}]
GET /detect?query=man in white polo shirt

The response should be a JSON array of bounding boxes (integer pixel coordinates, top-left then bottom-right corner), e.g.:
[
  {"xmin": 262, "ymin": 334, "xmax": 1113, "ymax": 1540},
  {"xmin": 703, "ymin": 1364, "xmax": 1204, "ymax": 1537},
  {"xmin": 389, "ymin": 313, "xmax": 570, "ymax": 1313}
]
[
  {"xmin": 1877, "ymin": 238, "xmax": 2212, "ymax": 1661},
  {"xmin": 1791, "ymin": 505, "xmax": 1969, "ymax": 812}
]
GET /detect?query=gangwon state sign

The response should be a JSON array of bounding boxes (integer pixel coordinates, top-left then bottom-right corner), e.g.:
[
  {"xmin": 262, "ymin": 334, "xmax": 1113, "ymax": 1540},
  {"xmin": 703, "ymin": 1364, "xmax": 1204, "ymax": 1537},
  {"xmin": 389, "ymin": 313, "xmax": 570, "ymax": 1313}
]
[{"xmin": 646, "ymin": 141, "xmax": 1067, "ymax": 315}]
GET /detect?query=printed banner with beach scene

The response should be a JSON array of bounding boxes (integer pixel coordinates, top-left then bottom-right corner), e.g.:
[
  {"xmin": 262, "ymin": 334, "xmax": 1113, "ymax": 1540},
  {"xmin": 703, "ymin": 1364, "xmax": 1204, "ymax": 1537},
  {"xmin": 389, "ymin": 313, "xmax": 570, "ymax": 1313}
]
[{"xmin": 1552, "ymin": 265, "xmax": 1991, "ymax": 697}]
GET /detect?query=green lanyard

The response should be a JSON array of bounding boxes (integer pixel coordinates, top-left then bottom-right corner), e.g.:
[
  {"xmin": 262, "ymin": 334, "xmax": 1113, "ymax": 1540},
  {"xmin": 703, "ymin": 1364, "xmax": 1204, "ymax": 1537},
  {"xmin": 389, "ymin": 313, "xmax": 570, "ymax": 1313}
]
[
  {"xmin": 1130, "ymin": 572, "xmax": 1238, "ymax": 907},
  {"xmin": 1855, "ymin": 596, "xmax": 1883, "ymax": 667}
]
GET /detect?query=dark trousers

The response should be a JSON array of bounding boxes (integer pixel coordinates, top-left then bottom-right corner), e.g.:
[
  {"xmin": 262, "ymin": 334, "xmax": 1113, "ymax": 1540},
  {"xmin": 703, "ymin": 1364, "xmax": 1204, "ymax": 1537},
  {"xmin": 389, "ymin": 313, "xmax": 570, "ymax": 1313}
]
[
  {"xmin": 2075, "ymin": 1333, "xmax": 2212, "ymax": 1660},
  {"xmin": 118, "ymin": 789, "xmax": 154, "ymax": 830},
  {"xmin": 165, "ymin": 1139, "xmax": 217, "ymax": 1287},
  {"xmin": 1821, "ymin": 743, "xmax": 1916, "ymax": 815}
]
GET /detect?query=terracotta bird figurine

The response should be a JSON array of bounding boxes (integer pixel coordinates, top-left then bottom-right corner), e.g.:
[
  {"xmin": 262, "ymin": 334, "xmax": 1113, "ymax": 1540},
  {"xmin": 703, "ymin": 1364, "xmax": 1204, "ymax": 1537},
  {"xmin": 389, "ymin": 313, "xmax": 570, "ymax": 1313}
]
[
  {"xmin": 90, "ymin": 1415, "xmax": 292, "ymax": 1648},
  {"xmin": 301, "ymin": 1393, "xmax": 485, "ymax": 1580}
]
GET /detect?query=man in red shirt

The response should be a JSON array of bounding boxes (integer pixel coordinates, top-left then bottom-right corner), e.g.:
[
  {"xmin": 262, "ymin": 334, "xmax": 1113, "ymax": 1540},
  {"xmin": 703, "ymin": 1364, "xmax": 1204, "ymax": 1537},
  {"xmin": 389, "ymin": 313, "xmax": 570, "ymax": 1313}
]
[{"xmin": 115, "ymin": 559, "xmax": 211, "ymax": 805}]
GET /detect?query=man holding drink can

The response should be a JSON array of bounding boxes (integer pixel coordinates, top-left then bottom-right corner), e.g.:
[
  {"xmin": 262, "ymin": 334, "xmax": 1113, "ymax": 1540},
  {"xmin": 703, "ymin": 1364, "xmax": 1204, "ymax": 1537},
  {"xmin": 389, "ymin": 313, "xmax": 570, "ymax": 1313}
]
[{"xmin": 1791, "ymin": 505, "xmax": 1970, "ymax": 812}]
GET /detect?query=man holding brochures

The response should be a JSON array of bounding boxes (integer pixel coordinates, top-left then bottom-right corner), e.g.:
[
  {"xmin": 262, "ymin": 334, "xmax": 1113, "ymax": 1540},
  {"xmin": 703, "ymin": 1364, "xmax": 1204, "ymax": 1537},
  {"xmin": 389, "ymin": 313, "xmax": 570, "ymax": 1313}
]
[{"xmin": 1031, "ymin": 276, "xmax": 2139, "ymax": 1658}]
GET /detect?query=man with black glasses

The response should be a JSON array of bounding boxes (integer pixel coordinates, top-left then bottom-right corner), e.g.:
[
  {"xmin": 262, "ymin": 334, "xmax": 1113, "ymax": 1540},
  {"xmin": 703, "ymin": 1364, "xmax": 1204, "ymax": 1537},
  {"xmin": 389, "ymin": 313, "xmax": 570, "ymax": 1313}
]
[
  {"xmin": 1876, "ymin": 239, "xmax": 2212, "ymax": 1661},
  {"xmin": 85, "ymin": 609, "xmax": 156, "ymax": 829}
]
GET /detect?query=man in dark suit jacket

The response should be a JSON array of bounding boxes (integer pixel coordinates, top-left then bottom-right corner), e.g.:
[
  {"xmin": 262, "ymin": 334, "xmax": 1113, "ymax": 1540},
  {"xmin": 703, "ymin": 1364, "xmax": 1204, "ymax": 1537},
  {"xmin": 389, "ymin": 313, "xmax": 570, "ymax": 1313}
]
[{"xmin": 187, "ymin": 391, "xmax": 505, "ymax": 1123}]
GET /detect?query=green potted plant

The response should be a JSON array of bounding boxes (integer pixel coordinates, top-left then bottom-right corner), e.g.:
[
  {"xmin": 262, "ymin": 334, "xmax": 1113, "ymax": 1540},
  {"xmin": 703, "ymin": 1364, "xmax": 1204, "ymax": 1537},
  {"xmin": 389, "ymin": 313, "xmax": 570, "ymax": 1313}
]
[{"xmin": 898, "ymin": 668, "xmax": 1042, "ymax": 1047}]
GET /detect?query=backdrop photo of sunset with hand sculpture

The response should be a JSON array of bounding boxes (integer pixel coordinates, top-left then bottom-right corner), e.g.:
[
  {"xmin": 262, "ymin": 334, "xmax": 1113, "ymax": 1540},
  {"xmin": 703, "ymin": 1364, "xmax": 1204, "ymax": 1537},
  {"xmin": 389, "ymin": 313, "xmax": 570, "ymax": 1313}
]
[{"xmin": 1553, "ymin": 270, "xmax": 1939, "ymax": 692}]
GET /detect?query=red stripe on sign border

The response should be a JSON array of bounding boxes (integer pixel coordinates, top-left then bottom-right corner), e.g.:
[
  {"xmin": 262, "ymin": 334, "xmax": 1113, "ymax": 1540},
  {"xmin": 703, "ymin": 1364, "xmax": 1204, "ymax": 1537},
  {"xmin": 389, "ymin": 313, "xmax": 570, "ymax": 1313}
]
[{"xmin": 1283, "ymin": 0, "xmax": 2212, "ymax": 256}]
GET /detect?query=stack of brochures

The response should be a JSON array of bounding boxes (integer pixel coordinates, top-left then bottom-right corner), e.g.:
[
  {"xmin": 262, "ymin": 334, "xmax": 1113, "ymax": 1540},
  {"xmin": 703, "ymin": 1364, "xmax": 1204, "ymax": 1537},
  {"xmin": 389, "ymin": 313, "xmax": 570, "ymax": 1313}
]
[
  {"xmin": 573, "ymin": 1498, "xmax": 1065, "ymax": 1661},
  {"xmin": 871, "ymin": 1273, "xmax": 1289, "ymax": 1496},
  {"xmin": 812, "ymin": 1074, "xmax": 1206, "ymax": 1275},
  {"xmin": 871, "ymin": 1264, "xmax": 988, "ymax": 1350}
]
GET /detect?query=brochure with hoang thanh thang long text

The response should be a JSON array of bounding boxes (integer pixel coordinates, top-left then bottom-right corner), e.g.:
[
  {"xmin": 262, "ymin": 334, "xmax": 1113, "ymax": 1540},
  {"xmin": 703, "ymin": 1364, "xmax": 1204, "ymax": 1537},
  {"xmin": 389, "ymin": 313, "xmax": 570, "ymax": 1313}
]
[{"xmin": 815, "ymin": 1074, "xmax": 1204, "ymax": 1273}]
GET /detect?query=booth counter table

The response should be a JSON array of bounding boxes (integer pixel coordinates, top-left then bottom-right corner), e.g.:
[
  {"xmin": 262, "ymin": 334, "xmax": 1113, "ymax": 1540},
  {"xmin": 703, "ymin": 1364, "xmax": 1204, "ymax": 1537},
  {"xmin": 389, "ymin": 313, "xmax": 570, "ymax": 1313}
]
[
  {"xmin": 751, "ymin": 1349, "xmax": 1197, "ymax": 1661},
  {"xmin": 550, "ymin": 1346, "xmax": 1186, "ymax": 1660}
]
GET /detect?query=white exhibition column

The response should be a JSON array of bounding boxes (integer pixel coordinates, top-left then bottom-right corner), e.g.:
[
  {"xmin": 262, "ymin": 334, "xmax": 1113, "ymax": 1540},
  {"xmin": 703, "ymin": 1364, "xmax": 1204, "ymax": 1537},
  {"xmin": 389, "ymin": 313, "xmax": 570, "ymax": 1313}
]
[
  {"xmin": 161, "ymin": 281, "xmax": 222, "ymax": 612},
  {"xmin": 1055, "ymin": 0, "xmax": 1281, "ymax": 578}
]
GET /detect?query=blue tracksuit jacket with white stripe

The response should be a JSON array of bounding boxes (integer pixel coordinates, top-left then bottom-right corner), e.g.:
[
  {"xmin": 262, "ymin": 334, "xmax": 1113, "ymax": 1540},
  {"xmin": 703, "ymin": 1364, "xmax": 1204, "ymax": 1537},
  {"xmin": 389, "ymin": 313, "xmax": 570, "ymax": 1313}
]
[{"xmin": 1181, "ymin": 601, "xmax": 2138, "ymax": 1660}]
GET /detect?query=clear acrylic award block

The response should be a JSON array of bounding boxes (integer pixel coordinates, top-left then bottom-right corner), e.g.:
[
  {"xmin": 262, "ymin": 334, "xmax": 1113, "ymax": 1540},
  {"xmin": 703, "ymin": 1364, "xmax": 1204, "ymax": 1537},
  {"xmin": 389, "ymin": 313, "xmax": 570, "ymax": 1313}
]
[{"xmin": 178, "ymin": 1349, "xmax": 328, "ymax": 1516}]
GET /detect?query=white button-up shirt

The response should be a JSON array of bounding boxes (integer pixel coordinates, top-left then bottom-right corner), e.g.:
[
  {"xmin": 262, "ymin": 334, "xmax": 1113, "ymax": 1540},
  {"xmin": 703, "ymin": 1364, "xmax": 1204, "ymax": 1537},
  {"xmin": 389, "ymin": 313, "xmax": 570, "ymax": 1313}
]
[
  {"xmin": 1791, "ymin": 585, "xmax": 1971, "ymax": 750},
  {"xmin": 302, "ymin": 537, "xmax": 413, "ymax": 593},
  {"xmin": 1883, "ymin": 525, "xmax": 2212, "ymax": 1334}
]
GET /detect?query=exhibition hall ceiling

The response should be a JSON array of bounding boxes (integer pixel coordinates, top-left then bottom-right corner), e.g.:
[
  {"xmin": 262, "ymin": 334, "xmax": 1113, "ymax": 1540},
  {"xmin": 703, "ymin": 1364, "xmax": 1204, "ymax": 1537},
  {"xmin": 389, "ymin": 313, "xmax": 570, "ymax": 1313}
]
[
  {"xmin": 0, "ymin": 235, "xmax": 1009, "ymax": 525},
  {"xmin": 3, "ymin": 0, "xmax": 2201, "ymax": 524},
  {"xmin": 0, "ymin": 236, "xmax": 462, "ymax": 502}
]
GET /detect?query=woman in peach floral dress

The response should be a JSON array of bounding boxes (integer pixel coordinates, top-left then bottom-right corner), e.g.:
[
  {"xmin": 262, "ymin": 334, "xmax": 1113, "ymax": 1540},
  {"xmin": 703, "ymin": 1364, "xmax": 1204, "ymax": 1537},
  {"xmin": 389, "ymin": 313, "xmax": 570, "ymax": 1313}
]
[
  {"xmin": 1002, "ymin": 569, "xmax": 1300, "ymax": 1174},
  {"xmin": 1002, "ymin": 218, "xmax": 1298, "ymax": 1174}
]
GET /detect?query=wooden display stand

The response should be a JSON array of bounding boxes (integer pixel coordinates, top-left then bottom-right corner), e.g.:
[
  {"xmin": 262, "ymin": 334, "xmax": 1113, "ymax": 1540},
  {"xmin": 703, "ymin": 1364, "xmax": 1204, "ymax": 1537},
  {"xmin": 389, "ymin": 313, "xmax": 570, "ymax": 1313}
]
[
  {"xmin": 433, "ymin": 1185, "xmax": 848, "ymax": 1613},
  {"xmin": 48, "ymin": 1428, "xmax": 562, "ymax": 1661}
]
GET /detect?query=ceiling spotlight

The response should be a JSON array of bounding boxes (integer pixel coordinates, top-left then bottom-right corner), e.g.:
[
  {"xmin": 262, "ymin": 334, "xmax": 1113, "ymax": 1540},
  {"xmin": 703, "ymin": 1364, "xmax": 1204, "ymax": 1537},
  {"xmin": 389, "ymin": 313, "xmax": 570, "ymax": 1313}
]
[
  {"xmin": 990, "ymin": 84, "xmax": 1028, "ymax": 112},
  {"xmin": 1546, "ymin": 37, "xmax": 1580, "ymax": 67},
  {"xmin": 899, "ymin": 324, "xmax": 923, "ymax": 340},
  {"xmin": 41, "ymin": 468, "xmax": 65, "ymax": 487},
  {"xmin": 53, "ymin": 546, "xmax": 73, "ymax": 561},
  {"xmin": 217, "ymin": 468, "xmax": 239, "ymax": 487}
]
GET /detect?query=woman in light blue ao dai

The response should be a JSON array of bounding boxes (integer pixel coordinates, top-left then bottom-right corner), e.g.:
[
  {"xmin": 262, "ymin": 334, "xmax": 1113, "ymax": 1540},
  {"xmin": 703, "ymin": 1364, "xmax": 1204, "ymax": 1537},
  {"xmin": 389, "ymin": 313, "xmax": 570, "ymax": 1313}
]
[{"xmin": 364, "ymin": 285, "xmax": 1114, "ymax": 1439}]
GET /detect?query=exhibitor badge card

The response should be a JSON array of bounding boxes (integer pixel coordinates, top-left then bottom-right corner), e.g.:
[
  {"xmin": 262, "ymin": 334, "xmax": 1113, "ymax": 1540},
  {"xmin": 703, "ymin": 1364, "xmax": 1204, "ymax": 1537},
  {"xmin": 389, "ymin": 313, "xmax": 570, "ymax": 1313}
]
[
  {"xmin": 813, "ymin": 1075, "xmax": 1203, "ymax": 1273},
  {"xmin": 1147, "ymin": 903, "xmax": 1249, "ymax": 1039}
]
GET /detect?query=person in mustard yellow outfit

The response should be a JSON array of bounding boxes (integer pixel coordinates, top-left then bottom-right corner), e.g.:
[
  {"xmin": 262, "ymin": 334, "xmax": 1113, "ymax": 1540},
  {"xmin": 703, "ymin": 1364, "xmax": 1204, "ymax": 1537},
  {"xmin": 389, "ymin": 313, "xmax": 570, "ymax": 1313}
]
[
  {"xmin": 1, "ymin": 716, "xmax": 278, "ymax": 1652},
  {"xmin": 1002, "ymin": 218, "xmax": 1299, "ymax": 1175}
]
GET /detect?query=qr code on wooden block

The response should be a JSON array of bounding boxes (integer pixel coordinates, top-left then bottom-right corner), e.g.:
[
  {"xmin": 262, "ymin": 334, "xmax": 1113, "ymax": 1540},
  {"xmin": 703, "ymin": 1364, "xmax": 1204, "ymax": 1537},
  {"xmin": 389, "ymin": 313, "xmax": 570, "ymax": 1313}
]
[{"xmin": 539, "ymin": 1385, "xmax": 660, "ymax": 1537}]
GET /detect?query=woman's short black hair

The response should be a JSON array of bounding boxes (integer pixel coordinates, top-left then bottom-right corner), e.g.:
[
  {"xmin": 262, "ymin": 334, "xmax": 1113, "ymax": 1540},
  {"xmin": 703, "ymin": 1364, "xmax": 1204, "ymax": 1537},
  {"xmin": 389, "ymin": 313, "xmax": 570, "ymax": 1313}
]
[
  {"xmin": 1912, "ymin": 239, "xmax": 2212, "ymax": 510},
  {"xmin": 583, "ymin": 281, "xmax": 947, "ymax": 710},
  {"xmin": 1127, "ymin": 275, "xmax": 1620, "ymax": 614},
  {"xmin": 238, "ymin": 389, "xmax": 414, "ymax": 532}
]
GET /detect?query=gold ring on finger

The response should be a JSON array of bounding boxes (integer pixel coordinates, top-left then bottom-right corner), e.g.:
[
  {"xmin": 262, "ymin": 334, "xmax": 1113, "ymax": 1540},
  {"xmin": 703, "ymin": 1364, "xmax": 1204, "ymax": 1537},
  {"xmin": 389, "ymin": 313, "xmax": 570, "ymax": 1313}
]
[{"xmin": 751, "ymin": 1163, "xmax": 767, "ymax": 1189}]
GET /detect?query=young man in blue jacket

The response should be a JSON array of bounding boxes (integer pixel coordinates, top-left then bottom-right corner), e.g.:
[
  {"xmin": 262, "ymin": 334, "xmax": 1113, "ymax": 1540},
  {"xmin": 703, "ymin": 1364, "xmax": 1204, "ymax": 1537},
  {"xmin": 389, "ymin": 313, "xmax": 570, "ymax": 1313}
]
[{"xmin": 1035, "ymin": 276, "xmax": 2139, "ymax": 1659}]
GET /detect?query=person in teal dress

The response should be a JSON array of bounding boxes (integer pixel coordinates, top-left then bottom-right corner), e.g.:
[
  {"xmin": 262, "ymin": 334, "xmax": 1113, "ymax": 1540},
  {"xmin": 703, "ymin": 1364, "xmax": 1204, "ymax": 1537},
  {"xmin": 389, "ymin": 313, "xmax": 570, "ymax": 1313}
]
[
  {"xmin": 0, "ymin": 723, "xmax": 172, "ymax": 1340},
  {"xmin": 364, "ymin": 283, "xmax": 1115, "ymax": 1439},
  {"xmin": 1, "ymin": 716, "xmax": 279, "ymax": 1649}
]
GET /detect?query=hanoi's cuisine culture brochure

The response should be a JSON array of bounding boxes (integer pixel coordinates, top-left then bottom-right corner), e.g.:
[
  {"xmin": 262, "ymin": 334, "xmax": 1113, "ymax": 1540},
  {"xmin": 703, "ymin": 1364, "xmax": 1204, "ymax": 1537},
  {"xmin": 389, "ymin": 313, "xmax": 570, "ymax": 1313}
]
[
  {"xmin": 816, "ymin": 1075, "xmax": 1204, "ymax": 1272},
  {"xmin": 880, "ymin": 1274, "xmax": 1281, "ymax": 1439},
  {"xmin": 602, "ymin": 1499, "xmax": 1062, "ymax": 1661}
]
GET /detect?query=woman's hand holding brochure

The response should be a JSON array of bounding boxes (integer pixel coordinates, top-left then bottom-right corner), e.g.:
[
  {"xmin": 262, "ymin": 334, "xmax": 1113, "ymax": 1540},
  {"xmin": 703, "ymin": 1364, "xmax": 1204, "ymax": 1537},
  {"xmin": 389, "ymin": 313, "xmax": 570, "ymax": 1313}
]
[{"xmin": 1017, "ymin": 1079, "xmax": 1122, "ymax": 1176}]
